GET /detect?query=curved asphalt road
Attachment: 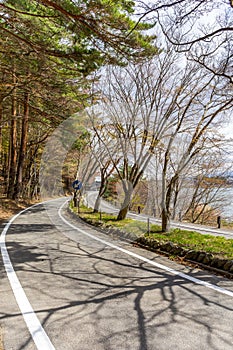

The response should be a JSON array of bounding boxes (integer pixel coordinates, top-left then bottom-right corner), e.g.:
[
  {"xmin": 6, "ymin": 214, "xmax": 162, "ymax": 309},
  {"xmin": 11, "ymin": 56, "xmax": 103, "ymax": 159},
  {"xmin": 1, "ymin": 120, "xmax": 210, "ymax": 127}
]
[{"xmin": 0, "ymin": 197, "xmax": 233, "ymax": 350}]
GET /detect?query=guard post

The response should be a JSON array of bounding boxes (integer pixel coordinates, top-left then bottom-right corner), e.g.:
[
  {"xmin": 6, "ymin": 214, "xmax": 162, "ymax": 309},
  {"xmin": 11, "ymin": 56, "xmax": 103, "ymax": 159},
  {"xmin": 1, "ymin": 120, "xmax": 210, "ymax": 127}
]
[{"xmin": 73, "ymin": 189, "xmax": 78, "ymax": 207}]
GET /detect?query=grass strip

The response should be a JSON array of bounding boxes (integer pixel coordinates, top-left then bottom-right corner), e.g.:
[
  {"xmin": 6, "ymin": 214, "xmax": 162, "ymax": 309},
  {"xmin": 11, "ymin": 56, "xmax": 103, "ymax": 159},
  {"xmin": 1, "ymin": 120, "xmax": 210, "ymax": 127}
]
[{"xmin": 72, "ymin": 205, "xmax": 233, "ymax": 259}]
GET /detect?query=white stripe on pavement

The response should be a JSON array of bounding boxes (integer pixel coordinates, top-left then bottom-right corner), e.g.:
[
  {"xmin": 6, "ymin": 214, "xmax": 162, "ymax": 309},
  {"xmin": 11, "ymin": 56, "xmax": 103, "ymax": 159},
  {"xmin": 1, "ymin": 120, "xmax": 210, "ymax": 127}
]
[
  {"xmin": 0, "ymin": 202, "xmax": 56, "ymax": 350},
  {"xmin": 59, "ymin": 200, "xmax": 233, "ymax": 298}
]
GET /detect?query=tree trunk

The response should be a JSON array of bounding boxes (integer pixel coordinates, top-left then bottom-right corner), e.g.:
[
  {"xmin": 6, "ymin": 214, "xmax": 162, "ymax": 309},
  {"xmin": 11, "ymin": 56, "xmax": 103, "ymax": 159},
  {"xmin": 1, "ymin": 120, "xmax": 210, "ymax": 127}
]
[
  {"xmin": 7, "ymin": 87, "xmax": 17, "ymax": 199},
  {"xmin": 94, "ymin": 194, "xmax": 101, "ymax": 213},
  {"xmin": 117, "ymin": 204, "xmax": 129, "ymax": 220},
  {"xmin": 93, "ymin": 170, "xmax": 107, "ymax": 213},
  {"xmin": 117, "ymin": 187, "xmax": 132, "ymax": 220},
  {"xmin": 0, "ymin": 101, "xmax": 2, "ymax": 157},
  {"xmin": 161, "ymin": 185, "xmax": 172, "ymax": 232},
  {"xmin": 161, "ymin": 208, "xmax": 170, "ymax": 232},
  {"xmin": 172, "ymin": 183, "xmax": 179, "ymax": 220},
  {"xmin": 13, "ymin": 92, "xmax": 29, "ymax": 199}
]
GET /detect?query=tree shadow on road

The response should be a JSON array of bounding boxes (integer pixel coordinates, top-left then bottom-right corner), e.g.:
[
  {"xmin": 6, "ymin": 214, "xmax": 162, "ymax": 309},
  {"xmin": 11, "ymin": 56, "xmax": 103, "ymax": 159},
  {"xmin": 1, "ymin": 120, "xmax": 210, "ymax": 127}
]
[{"xmin": 1, "ymin": 237, "xmax": 233, "ymax": 350}]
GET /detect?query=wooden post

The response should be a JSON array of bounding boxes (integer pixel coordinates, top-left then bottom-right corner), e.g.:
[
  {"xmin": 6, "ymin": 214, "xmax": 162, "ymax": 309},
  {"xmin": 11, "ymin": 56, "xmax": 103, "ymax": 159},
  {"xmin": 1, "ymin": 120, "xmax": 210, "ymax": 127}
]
[{"xmin": 147, "ymin": 217, "xmax": 150, "ymax": 234}]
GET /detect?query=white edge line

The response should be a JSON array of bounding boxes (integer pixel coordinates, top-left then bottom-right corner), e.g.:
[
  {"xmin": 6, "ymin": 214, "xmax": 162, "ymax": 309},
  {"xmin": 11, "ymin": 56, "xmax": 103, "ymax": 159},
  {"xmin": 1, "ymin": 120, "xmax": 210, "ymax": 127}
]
[
  {"xmin": 59, "ymin": 200, "xmax": 233, "ymax": 298},
  {"xmin": 0, "ymin": 200, "xmax": 56, "ymax": 350}
]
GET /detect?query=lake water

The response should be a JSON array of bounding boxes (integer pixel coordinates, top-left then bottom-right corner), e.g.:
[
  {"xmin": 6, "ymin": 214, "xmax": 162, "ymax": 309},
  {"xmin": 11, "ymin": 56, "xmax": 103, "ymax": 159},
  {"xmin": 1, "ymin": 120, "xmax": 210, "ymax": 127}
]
[{"xmin": 220, "ymin": 187, "xmax": 233, "ymax": 219}]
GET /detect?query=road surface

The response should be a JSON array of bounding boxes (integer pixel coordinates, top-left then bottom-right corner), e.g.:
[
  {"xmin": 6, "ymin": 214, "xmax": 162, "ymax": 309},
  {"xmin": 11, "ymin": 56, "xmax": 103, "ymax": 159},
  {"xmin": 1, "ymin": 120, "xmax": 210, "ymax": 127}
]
[{"xmin": 0, "ymin": 197, "xmax": 233, "ymax": 350}]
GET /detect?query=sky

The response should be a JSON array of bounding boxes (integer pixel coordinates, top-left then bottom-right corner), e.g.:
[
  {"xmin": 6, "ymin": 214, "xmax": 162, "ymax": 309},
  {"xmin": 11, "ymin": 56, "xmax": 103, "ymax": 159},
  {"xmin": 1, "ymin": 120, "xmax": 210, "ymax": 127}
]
[{"xmin": 221, "ymin": 121, "xmax": 233, "ymax": 140}]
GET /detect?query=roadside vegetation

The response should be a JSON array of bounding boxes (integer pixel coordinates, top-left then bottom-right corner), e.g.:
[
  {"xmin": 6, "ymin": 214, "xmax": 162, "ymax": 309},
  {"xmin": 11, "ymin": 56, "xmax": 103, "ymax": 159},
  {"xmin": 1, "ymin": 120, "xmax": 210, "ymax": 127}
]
[
  {"xmin": 0, "ymin": 1, "xmax": 232, "ymax": 233},
  {"xmin": 0, "ymin": 1, "xmax": 232, "ymax": 348},
  {"xmin": 71, "ymin": 204, "xmax": 233, "ymax": 260}
]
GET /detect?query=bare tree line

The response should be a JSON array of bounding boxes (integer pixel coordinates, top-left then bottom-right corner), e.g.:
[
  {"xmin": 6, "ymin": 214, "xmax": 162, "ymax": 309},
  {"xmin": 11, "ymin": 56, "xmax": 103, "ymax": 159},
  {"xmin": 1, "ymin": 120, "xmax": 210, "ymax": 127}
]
[{"xmin": 80, "ymin": 39, "xmax": 232, "ymax": 231}]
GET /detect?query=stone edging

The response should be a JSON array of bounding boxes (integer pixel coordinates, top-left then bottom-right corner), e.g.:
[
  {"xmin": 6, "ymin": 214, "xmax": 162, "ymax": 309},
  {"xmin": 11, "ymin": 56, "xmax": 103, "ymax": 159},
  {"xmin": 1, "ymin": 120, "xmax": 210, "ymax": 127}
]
[
  {"xmin": 67, "ymin": 206, "xmax": 233, "ymax": 278},
  {"xmin": 136, "ymin": 236, "xmax": 233, "ymax": 277}
]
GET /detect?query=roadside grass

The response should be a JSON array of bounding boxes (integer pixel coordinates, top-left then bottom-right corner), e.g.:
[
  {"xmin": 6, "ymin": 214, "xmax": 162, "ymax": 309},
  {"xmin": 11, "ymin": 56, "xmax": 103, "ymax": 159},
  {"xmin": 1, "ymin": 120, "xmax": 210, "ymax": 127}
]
[
  {"xmin": 71, "ymin": 204, "xmax": 233, "ymax": 259},
  {"xmin": 147, "ymin": 229, "xmax": 233, "ymax": 259}
]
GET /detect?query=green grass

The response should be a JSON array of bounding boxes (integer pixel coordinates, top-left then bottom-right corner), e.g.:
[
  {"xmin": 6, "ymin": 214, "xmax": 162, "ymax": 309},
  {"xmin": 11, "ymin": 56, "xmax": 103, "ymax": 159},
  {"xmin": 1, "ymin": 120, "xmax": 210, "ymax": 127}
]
[
  {"xmin": 148, "ymin": 229, "xmax": 233, "ymax": 258},
  {"xmin": 72, "ymin": 204, "xmax": 233, "ymax": 259}
]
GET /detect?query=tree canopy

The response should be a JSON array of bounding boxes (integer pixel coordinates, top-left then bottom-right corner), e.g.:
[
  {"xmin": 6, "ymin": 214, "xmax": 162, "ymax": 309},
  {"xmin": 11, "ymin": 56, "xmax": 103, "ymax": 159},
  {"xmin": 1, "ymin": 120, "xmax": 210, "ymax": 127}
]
[
  {"xmin": 0, "ymin": 0, "xmax": 158, "ymax": 70},
  {"xmin": 0, "ymin": 0, "xmax": 159, "ymax": 199}
]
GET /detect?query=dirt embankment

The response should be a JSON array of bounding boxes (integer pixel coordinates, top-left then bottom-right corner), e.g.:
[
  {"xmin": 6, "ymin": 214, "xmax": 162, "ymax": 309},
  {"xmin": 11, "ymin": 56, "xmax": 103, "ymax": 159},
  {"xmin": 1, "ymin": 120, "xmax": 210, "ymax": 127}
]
[{"xmin": 0, "ymin": 197, "xmax": 38, "ymax": 224}]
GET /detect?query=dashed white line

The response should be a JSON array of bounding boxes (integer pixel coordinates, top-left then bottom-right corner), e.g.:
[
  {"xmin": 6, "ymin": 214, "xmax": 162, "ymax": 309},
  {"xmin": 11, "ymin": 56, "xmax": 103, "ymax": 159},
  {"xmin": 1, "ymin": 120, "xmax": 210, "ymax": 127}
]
[
  {"xmin": 0, "ymin": 202, "xmax": 56, "ymax": 350},
  {"xmin": 59, "ymin": 200, "xmax": 233, "ymax": 298}
]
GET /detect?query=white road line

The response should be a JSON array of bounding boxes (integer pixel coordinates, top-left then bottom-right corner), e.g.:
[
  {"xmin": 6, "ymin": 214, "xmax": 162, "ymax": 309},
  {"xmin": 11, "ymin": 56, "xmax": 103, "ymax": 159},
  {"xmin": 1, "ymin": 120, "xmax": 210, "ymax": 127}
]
[
  {"xmin": 0, "ymin": 202, "xmax": 56, "ymax": 350},
  {"xmin": 86, "ymin": 192, "xmax": 233, "ymax": 238},
  {"xmin": 59, "ymin": 200, "xmax": 233, "ymax": 298}
]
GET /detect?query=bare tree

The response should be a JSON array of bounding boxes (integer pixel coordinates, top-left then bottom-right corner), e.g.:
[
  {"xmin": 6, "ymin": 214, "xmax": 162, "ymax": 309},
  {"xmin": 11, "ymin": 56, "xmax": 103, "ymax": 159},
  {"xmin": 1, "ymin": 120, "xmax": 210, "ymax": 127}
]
[
  {"xmin": 90, "ymin": 49, "xmax": 198, "ymax": 220},
  {"xmin": 88, "ymin": 132, "xmax": 120, "ymax": 213},
  {"xmin": 86, "ymin": 37, "xmax": 232, "ymax": 226},
  {"xmin": 135, "ymin": 0, "xmax": 233, "ymax": 83},
  {"xmin": 157, "ymin": 80, "xmax": 232, "ymax": 231}
]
